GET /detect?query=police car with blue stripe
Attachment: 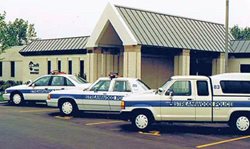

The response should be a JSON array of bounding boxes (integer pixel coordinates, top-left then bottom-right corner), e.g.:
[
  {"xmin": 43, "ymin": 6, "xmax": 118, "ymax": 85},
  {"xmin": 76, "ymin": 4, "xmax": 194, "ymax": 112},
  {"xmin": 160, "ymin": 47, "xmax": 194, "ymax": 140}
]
[
  {"xmin": 3, "ymin": 72, "xmax": 91, "ymax": 105},
  {"xmin": 47, "ymin": 73, "xmax": 151, "ymax": 116},
  {"xmin": 121, "ymin": 73, "xmax": 250, "ymax": 134}
]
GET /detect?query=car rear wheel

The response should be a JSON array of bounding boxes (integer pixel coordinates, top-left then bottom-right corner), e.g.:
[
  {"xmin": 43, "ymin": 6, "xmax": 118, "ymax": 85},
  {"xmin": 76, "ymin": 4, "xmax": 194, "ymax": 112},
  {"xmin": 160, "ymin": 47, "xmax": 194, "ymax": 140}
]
[
  {"xmin": 59, "ymin": 100, "xmax": 78, "ymax": 116},
  {"xmin": 230, "ymin": 114, "xmax": 250, "ymax": 134},
  {"xmin": 132, "ymin": 111, "xmax": 153, "ymax": 131},
  {"xmin": 11, "ymin": 93, "xmax": 23, "ymax": 106}
]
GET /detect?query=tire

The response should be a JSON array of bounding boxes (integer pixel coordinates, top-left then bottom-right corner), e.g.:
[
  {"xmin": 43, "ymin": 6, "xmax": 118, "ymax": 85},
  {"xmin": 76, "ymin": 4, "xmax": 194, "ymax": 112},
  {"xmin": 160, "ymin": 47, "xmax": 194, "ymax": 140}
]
[
  {"xmin": 59, "ymin": 100, "xmax": 78, "ymax": 116},
  {"xmin": 11, "ymin": 93, "xmax": 24, "ymax": 106},
  {"xmin": 230, "ymin": 114, "xmax": 250, "ymax": 134},
  {"xmin": 132, "ymin": 111, "xmax": 153, "ymax": 131}
]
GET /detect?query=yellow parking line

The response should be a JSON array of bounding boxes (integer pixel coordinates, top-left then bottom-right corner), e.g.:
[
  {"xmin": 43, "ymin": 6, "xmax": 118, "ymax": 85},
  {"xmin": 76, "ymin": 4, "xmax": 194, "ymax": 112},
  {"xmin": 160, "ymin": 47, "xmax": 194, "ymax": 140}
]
[
  {"xmin": 85, "ymin": 120, "xmax": 123, "ymax": 126},
  {"xmin": 196, "ymin": 135, "xmax": 250, "ymax": 148},
  {"xmin": 138, "ymin": 131, "xmax": 161, "ymax": 136},
  {"xmin": 54, "ymin": 116, "xmax": 73, "ymax": 120},
  {"xmin": 19, "ymin": 109, "xmax": 58, "ymax": 113}
]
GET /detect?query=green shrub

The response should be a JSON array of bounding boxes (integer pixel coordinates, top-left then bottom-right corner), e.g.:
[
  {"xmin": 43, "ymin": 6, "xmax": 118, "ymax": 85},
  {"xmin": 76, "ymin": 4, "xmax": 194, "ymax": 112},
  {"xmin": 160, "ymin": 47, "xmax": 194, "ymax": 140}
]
[{"xmin": 0, "ymin": 80, "xmax": 23, "ymax": 93}]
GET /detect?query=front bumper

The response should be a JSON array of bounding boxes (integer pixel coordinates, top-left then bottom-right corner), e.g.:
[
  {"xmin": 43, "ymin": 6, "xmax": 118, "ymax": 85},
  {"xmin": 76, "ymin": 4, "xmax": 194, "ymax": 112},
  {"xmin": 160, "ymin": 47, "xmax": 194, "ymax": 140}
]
[
  {"xmin": 2, "ymin": 94, "xmax": 10, "ymax": 101},
  {"xmin": 46, "ymin": 99, "xmax": 59, "ymax": 107}
]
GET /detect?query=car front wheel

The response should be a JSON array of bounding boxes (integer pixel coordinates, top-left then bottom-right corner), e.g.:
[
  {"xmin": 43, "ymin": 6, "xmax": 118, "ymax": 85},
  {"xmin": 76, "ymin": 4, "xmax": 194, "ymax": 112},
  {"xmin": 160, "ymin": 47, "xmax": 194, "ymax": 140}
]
[
  {"xmin": 59, "ymin": 100, "xmax": 78, "ymax": 116},
  {"xmin": 11, "ymin": 93, "xmax": 23, "ymax": 106}
]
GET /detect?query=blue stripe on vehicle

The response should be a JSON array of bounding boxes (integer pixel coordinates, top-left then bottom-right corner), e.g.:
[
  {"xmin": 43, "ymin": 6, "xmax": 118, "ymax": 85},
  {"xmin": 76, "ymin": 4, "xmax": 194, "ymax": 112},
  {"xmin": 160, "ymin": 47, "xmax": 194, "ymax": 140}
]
[
  {"xmin": 124, "ymin": 100, "xmax": 250, "ymax": 108},
  {"xmin": 7, "ymin": 89, "xmax": 53, "ymax": 94},
  {"xmin": 51, "ymin": 94, "xmax": 124, "ymax": 101}
]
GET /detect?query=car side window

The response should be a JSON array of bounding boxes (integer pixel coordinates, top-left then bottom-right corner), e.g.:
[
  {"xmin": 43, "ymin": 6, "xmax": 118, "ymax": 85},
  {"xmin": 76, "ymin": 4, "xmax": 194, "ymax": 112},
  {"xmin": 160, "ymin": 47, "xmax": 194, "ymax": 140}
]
[
  {"xmin": 51, "ymin": 76, "xmax": 65, "ymax": 86},
  {"xmin": 90, "ymin": 80, "xmax": 111, "ymax": 91},
  {"xmin": 169, "ymin": 81, "xmax": 191, "ymax": 96},
  {"xmin": 113, "ymin": 81, "xmax": 131, "ymax": 92},
  {"xmin": 66, "ymin": 78, "xmax": 74, "ymax": 86},
  {"xmin": 34, "ymin": 76, "xmax": 51, "ymax": 86}
]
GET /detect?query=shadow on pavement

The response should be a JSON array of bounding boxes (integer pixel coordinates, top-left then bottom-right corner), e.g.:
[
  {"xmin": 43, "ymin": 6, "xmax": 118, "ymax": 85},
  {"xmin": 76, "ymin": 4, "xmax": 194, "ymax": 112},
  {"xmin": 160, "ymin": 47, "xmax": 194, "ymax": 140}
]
[
  {"xmin": 48, "ymin": 111, "xmax": 121, "ymax": 120},
  {"xmin": 120, "ymin": 123, "xmax": 240, "ymax": 136}
]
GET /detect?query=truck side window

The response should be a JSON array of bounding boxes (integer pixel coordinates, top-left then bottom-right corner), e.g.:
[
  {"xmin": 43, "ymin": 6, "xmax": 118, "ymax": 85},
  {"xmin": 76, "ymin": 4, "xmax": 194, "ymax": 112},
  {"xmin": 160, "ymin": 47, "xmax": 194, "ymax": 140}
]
[
  {"xmin": 169, "ymin": 81, "xmax": 191, "ymax": 96},
  {"xmin": 197, "ymin": 81, "xmax": 209, "ymax": 96},
  {"xmin": 220, "ymin": 81, "xmax": 250, "ymax": 94}
]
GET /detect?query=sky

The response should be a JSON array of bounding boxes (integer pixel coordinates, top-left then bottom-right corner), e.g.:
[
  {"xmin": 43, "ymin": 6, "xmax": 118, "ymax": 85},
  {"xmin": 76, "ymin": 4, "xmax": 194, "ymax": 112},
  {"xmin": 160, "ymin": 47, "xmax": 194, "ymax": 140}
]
[{"xmin": 1, "ymin": 0, "xmax": 250, "ymax": 39}]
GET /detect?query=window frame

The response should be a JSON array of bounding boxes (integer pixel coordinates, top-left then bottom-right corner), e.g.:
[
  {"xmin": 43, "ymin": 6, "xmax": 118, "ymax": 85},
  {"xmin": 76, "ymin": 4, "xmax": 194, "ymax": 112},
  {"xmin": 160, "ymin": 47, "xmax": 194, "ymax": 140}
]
[{"xmin": 10, "ymin": 61, "xmax": 15, "ymax": 77}]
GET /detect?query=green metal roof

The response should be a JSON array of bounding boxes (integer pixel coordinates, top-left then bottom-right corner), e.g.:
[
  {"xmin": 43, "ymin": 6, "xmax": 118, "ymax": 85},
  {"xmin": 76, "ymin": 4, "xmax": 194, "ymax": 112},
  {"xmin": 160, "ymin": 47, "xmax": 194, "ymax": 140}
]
[
  {"xmin": 115, "ymin": 5, "xmax": 234, "ymax": 52},
  {"xmin": 20, "ymin": 36, "xmax": 89, "ymax": 56},
  {"xmin": 231, "ymin": 40, "xmax": 250, "ymax": 53}
]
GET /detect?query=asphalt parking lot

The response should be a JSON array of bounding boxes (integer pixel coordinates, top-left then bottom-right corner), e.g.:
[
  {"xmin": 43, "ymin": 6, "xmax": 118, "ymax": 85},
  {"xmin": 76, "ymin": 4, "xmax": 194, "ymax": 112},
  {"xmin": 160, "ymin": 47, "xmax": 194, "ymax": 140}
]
[{"xmin": 0, "ymin": 102, "xmax": 250, "ymax": 149}]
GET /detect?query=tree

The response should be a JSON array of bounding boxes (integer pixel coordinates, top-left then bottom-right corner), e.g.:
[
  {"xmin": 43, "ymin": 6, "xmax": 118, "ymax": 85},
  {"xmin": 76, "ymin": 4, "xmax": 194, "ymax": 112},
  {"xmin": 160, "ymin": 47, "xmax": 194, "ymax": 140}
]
[
  {"xmin": 0, "ymin": 12, "xmax": 37, "ymax": 51},
  {"xmin": 230, "ymin": 25, "xmax": 250, "ymax": 40}
]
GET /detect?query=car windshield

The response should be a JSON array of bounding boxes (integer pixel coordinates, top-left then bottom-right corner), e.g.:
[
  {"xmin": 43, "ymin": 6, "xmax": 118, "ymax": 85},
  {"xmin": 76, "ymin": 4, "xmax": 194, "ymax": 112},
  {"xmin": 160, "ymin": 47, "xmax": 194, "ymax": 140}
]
[
  {"xmin": 69, "ymin": 76, "xmax": 88, "ymax": 84},
  {"xmin": 136, "ymin": 79, "xmax": 150, "ymax": 91}
]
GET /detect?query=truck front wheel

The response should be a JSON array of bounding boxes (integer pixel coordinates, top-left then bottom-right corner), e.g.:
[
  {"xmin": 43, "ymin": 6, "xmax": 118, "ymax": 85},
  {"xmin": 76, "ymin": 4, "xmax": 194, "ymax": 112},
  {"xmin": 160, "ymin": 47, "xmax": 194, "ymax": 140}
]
[
  {"xmin": 132, "ymin": 111, "xmax": 153, "ymax": 131},
  {"xmin": 230, "ymin": 114, "xmax": 250, "ymax": 134}
]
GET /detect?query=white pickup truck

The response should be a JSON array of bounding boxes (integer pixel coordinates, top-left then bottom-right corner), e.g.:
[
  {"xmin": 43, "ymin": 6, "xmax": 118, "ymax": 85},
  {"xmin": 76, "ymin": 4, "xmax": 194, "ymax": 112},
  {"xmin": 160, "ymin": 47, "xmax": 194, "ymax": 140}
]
[{"xmin": 120, "ymin": 73, "xmax": 250, "ymax": 133}]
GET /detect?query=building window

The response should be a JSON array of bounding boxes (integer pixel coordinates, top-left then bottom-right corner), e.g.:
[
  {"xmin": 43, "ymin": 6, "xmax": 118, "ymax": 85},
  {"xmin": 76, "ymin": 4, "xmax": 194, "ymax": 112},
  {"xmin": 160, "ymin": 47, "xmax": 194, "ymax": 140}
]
[
  {"xmin": 80, "ymin": 60, "xmax": 84, "ymax": 78},
  {"xmin": 0, "ymin": 62, "xmax": 2, "ymax": 77},
  {"xmin": 48, "ymin": 61, "xmax": 51, "ymax": 74},
  {"xmin": 240, "ymin": 64, "xmax": 250, "ymax": 73},
  {"xmin": 58, "ymin": 60, "xmax": 61, "ymax": 72},
  {"xmin": 68, "ymin": 60, "xmax": 72, "ymax": 74},
  {"xmin": 11, "ymin": 61, "xmax": 15, "ymax": 77}
]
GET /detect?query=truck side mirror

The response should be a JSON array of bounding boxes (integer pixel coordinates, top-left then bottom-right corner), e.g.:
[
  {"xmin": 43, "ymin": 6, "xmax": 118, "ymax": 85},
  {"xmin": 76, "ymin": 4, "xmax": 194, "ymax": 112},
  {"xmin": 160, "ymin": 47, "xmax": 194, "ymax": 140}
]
[{"xmin": 165, "ymin": 89, "xmax": 174, "ymax": 96}]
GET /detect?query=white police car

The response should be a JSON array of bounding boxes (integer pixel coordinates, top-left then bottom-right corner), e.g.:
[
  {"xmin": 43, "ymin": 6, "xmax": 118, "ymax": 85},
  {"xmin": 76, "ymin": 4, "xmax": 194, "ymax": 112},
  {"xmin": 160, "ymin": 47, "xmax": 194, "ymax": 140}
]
[
  {"xmin": 3, "ymin": 73, "xmax": 91, "ymax": 105},
  {"xmin": 47, "ymin": 75, "xmax": 151, "ymax": 116}
]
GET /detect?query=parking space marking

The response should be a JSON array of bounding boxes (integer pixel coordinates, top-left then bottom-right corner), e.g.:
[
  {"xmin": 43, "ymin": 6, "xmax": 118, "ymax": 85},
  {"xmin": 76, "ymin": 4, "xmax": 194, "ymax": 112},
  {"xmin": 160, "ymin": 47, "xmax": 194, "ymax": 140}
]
[
  {"xmin": 138, "ymin": 131, "xmax": 161, "ymax": 136},
  {"xmin": 19, "ymin": 109, "xmax": 58, "ymax": 113},
  {"xmin": 85, "ymin": 120, "xmax": 123, "ymax": 126},
  {"xmin": 54, "ymin": 116, "xmax": 73, "ymax": 120},
  {"xmin": 196, "ymin": 135, "xmax": 250, "ymax": 148}
]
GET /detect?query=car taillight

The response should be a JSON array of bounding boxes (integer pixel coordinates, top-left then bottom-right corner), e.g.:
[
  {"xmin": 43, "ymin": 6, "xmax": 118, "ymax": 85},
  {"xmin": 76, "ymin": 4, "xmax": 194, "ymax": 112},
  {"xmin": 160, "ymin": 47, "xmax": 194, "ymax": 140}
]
[{"xmin": 121, "ymin": 100, "xmax": 125, "ymax": 109}]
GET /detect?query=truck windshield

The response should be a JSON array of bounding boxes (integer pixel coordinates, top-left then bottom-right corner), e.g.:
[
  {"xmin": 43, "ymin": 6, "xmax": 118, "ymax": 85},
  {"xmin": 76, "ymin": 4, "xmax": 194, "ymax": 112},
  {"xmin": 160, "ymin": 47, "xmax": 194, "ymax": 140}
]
[{"xmin": 160, "ymin": 79, "xmax": 173, "ymax": 91}]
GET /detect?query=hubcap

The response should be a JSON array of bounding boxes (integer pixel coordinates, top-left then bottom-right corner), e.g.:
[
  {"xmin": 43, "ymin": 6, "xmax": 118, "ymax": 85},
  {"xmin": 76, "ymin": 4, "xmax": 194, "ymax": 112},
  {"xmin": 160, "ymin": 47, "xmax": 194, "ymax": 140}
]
[
  {"xmin": 135, "ymin": 114, "xmax": 148, "ymax": 129},
  {"xmin": 236, "ymin": 116, "xmax": 250, "ymax": 131},
  {"xmin": 13, "ymin": 94, "xmax": 21, "ymax": 105},
  {"xmin": 62, "ymin": 102, "xmax": 73, "ymax": 115}
]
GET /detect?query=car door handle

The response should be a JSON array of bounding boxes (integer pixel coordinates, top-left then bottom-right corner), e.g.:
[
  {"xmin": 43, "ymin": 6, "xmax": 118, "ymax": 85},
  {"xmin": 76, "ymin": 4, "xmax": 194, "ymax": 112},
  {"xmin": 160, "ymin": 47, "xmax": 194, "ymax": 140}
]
[
  {"xmin": 61, "ymin": 88, "xmax": 65, "ymax": 90},
  {"xmin": 45, "ymin": 88, "xmax": 48, "ymax": 90},
  {"xmin": 103, "ymin": 93, "xmax": 107, "ymax": 95},
  {"xmin": 187, "ymin": 98, "xmax": 193, "ymax": 101}
]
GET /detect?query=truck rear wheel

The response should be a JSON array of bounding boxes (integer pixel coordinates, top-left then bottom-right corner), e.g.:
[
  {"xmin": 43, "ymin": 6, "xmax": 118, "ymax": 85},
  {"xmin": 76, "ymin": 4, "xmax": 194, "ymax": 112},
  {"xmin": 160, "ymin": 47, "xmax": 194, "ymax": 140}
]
[
  {"xmin": 230, "ymin": 114, "xmax": 250, "ymax": 134},
  {"xmin": 132, "ymin": 111, "xmax": 153, "ymax": 131}
]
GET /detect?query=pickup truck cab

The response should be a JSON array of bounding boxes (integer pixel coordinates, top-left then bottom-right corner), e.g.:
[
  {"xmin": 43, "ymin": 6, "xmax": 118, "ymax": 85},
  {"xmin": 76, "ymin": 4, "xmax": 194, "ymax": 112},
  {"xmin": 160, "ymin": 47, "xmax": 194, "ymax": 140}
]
[{"xmin": 121, "ymin": 73, "xmax": 250, "ymax": 133}]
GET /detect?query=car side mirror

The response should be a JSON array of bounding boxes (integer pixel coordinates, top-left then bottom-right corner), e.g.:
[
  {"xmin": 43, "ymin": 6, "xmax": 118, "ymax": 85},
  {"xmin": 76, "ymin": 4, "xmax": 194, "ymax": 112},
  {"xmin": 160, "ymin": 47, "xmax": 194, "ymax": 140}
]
[
  {"xmin": 26, "ymin": 80, "xmax": 32, "ymax": 85},
  {"xmin": 31, "ymin": 83, "xmax": 36, "ymax": 88}
]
